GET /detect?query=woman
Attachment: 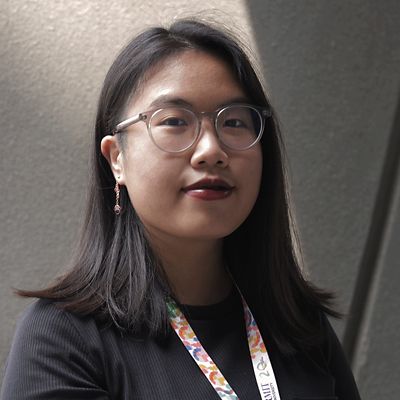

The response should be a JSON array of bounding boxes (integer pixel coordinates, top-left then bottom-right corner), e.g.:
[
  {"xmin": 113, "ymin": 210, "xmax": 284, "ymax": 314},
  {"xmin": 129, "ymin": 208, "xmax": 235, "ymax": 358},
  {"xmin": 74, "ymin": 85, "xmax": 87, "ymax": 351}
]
[{"xmin": 1, "ymin": 19, "xmax": 361, "ymax": 399}]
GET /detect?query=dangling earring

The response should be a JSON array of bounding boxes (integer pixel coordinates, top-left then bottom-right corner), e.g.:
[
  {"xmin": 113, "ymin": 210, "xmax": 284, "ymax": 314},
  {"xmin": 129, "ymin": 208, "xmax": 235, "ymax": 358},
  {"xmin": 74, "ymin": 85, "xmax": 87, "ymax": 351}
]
[{"xmin": 114, "ymin": 178, "xmax": 121, "ymax": 215}]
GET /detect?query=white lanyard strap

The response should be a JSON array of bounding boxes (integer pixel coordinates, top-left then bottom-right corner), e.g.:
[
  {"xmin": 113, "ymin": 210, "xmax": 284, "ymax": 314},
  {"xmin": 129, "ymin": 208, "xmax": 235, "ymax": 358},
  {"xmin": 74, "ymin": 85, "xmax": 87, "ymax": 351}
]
[
  {"xmin": 167, "ymin": 294, "xmax": 281, "ymax": 400},
  {"xmin": 243, "ymin": 300, "xmax": 280, "ymax": 400},
  {"xmin": 167, "ymin": 299, "xmax": 238, "ymax": 399}
]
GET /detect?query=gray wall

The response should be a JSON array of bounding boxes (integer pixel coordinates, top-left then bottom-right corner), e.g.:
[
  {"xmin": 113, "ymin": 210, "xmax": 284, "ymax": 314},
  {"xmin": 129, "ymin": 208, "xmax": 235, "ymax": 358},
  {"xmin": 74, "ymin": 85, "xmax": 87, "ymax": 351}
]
[
  {"xmin": 1, "ymin": 1, "xmax": 399, "ymax": 398},
  {"xmin": 246, "ymin": 3, "xmax": 400, "ymax": 398}
]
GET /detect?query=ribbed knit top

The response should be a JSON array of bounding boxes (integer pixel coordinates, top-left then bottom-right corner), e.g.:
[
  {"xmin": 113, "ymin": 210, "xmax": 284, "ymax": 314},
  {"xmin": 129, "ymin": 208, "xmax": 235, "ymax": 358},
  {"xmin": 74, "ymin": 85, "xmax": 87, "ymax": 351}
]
[{"xmin": 1, "ymin": 290, "xmax": 361, "ymax": 399}]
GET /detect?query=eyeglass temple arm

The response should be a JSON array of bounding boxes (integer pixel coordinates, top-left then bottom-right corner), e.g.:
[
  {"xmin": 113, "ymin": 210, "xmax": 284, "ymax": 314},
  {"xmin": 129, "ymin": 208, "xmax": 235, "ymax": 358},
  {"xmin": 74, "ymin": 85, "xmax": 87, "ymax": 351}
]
[
  {"xmin": 262, "ymin": 109, "xmax": 272, "ymax": 118},
  {"xmin": 113, "ymin": 114, "xmax": 146, "ymax": 134}
]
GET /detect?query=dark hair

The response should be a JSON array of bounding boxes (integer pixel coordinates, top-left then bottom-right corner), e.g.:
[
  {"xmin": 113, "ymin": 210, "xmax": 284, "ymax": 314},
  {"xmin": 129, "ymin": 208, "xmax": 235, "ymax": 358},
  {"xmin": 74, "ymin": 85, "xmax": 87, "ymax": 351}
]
[{"xmin": 18, "ymin": 18, "xmax": 338, "ymax": 353}]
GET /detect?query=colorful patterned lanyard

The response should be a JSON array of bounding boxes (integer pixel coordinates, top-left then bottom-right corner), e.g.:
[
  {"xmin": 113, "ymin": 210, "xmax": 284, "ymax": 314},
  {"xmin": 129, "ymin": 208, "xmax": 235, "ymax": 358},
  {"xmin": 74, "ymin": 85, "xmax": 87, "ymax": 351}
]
[{"xmin": 166, "ymin": 294, "xmax": 281, "ymax": 400}]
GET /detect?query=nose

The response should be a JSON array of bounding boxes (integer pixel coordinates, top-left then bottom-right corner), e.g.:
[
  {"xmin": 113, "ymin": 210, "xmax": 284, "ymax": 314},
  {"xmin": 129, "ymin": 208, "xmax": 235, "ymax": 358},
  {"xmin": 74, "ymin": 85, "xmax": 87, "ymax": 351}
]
[{"xmin": 190, "ymin": 116, "xmax": 229, "ymax": 169}]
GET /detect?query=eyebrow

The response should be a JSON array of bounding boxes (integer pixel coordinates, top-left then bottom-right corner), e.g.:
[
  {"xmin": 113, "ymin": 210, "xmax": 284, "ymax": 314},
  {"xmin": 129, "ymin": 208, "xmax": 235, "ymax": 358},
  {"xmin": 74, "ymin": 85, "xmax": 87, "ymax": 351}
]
[{"xmin": 148, "ymin": 95, "xmax": 251, "ymax": 110}]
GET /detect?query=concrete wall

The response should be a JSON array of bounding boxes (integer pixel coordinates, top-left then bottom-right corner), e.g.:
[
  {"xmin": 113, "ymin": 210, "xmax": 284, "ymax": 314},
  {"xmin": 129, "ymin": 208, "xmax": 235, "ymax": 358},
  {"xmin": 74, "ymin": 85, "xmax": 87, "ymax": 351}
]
[
  {"xmin": 246, "ymin": 4, "xmax": 400, "ymax": 398},
  {"xmin": 1, "ymin": 1, "xmax": 399, "ymax": 398}
]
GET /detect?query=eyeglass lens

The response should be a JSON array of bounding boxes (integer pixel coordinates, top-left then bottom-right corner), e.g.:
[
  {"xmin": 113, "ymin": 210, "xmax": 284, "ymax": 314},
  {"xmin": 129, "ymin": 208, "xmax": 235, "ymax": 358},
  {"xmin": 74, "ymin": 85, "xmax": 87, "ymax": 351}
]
[{"xmin": 149, "ymin": 105, "xmax": 262, "ymax": 152}]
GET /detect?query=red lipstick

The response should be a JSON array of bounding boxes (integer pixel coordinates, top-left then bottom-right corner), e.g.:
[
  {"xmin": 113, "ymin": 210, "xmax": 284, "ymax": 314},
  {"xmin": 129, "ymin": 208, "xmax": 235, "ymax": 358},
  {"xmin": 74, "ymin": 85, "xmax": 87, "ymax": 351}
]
[{"xmin": 182, "ymin": 178, "xmax": 234, "ymax": 201}]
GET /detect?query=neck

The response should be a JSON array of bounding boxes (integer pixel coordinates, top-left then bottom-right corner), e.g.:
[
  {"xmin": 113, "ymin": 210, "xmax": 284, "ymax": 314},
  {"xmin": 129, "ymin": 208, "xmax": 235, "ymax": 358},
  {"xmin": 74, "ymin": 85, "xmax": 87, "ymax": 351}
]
[{"xmin": 148, "ymin": 232, "xmax": 232, "ymax": 305}]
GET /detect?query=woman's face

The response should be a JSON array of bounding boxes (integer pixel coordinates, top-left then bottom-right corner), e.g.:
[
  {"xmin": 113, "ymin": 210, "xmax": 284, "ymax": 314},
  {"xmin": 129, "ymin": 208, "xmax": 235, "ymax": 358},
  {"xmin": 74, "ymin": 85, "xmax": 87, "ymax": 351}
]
[{"xmin": 102, "ymin": 50, "xmax": 263, "ymax": 243}]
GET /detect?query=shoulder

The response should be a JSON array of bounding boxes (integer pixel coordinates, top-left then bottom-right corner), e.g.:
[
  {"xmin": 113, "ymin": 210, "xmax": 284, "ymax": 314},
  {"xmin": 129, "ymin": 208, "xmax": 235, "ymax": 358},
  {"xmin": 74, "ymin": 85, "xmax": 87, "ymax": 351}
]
[
  {"xmin": 17, "ymin": 298, "xmax": 82, "ymax": 330},
  {"xmin": 8, "ymin": 298, "xmax": 107, "ymax": 368},
  {"xmin": 14, "ymin": 299, "xmax": 101, "ymax": 351},
  {"xmin": 1, "ymin": 299, "xmax": 110, "ymax": 399},
  {"xmin": 314, "ymin": 313, "xmax": 361, "ymax": 399},
  {"xmin": 318, "ymin": 313, "xmax": 344, "ymax": 364}
]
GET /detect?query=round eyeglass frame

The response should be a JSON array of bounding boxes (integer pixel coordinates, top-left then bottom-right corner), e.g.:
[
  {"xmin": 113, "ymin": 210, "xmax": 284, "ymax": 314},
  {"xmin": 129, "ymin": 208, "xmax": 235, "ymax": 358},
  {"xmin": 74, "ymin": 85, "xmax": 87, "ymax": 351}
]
[{"xmin": 112, "ymin": 103, "xmax": 272, "ymax": 153}]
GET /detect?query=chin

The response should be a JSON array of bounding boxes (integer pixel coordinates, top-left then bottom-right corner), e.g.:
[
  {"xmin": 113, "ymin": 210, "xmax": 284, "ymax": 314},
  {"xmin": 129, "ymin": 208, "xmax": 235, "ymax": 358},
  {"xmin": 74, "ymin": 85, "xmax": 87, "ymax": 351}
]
[{"xmin": 175, "ymin": 223, "xmax": 242, "ymax": 241}]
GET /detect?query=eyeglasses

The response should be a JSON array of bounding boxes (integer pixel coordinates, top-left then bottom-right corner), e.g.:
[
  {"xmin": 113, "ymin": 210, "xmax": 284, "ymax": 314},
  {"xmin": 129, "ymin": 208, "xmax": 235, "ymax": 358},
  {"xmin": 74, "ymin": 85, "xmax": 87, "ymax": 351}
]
[{"xmin": 113, "ymin": 103, "xmax": 271, "ymax": 153}]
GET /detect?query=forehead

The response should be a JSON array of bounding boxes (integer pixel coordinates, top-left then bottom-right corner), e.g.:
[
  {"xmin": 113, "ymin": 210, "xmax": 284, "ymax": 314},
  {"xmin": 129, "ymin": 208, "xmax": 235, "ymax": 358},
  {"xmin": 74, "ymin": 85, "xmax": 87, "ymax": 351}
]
[{"xmin": 128, "ymin": 50, "xmax": 248, "ymax": 113}]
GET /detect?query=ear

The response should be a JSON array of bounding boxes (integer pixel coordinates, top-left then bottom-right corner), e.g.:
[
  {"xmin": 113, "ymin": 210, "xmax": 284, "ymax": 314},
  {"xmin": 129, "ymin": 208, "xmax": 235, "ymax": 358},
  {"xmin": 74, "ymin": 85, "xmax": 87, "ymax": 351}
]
[{"xmin": 100, "ymin": 135, "xmax": 125, "ymax": 185}]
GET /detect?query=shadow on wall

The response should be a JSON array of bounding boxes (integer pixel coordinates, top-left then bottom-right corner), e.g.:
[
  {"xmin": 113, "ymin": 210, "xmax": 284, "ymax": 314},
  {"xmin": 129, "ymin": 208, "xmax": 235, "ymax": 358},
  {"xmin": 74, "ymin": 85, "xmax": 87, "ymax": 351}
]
[
  {"xmin": 245, "ymin": 1, "xmax": 400, "ymax": 398},
  {"xmin": 342, "ymin": 83, "xmax": 400, "ymax": 370}
]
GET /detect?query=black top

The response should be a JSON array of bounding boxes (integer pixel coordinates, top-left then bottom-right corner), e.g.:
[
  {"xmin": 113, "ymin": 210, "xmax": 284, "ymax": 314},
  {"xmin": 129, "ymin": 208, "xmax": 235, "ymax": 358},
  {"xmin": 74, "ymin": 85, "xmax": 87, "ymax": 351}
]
[{"xmin": 1, "ymin": 290, "xmax": 360, "ymax": 399}]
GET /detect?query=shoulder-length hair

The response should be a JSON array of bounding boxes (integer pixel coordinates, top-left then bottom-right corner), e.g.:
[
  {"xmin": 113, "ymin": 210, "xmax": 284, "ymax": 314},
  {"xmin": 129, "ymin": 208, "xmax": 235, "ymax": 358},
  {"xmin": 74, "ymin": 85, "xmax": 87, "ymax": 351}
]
[{"xmin": 19, "ymin": 18, "xmax": 338, "ymax": 353}]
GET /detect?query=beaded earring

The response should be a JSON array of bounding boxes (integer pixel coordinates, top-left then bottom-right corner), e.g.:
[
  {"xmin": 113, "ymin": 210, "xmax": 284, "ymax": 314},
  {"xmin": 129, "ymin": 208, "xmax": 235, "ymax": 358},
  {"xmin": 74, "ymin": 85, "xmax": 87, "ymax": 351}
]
[{"xmin": 114, "ymin": 178, "xmax": 121, "ymax": 215}]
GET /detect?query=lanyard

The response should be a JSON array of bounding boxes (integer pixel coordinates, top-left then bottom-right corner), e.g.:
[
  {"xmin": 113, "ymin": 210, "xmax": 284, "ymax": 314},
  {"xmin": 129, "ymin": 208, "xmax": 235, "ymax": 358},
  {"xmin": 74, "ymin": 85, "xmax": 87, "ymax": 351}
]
[{"xmin": 166, "ymin": 294, "xmax": 281, "ymax": 400}]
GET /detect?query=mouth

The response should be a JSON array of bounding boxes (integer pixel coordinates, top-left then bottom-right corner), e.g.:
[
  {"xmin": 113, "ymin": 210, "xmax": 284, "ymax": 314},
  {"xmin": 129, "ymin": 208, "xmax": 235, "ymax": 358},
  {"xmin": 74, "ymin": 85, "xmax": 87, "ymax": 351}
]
[{"xmin": 182, "ymin": 178, "xmax": 234, "ymax": 200}]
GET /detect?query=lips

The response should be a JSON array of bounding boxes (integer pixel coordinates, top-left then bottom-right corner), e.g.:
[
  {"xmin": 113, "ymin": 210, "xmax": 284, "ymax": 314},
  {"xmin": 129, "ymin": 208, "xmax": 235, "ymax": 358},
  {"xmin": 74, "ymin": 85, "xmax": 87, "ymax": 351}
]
[{"xmin": 182, "ymin": 178, "xmax": 234, "ymax": 200}]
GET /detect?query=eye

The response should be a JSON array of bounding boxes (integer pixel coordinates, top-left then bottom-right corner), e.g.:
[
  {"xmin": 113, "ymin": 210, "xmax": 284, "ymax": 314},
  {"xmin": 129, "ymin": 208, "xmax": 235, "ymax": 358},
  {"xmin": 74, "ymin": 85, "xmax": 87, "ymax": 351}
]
[
  {"xmin": 161, "ymin": 117, "xmax": 188, "ymax": 126},
  {"xmin": 223, "ymin": 118, "xmax": 247, "ymax": 128}
]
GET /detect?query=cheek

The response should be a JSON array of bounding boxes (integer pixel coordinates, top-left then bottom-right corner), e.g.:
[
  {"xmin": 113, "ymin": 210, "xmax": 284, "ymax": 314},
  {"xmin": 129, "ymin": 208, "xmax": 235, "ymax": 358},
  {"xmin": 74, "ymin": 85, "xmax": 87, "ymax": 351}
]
[
  {"xmin": 121, "ymin": 147, "xmax": 181, "ymax": 215},
  {"xmin": 124, "ymin": 163, "xmax": 167, "ymax": 207},
  {"xmin": 241, "ymin": 148, "xmax": 263, "ymax": 202},
  {"xmin": 122, "ymin": 138, "xmax": 164, "ymax": 186}
]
